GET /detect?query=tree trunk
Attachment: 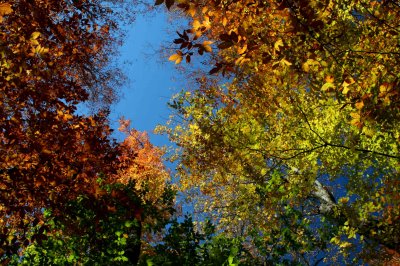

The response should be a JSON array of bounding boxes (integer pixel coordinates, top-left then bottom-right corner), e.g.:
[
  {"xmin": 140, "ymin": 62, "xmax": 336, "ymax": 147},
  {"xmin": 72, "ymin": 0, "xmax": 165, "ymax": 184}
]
[{"xmin": 311, "ymin": 180, "xmax": 399, "ymax": 252}]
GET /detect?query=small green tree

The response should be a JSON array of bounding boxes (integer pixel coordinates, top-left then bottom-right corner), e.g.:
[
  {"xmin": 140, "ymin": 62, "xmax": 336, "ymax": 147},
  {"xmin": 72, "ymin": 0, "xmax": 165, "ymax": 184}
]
[
  {"xmin": 9, "ymin": 180, "xmax": 175, "ymax": 265},
  {"xmin": 140, "ymin": 215, "xmax": 255, "ymax": 266}
]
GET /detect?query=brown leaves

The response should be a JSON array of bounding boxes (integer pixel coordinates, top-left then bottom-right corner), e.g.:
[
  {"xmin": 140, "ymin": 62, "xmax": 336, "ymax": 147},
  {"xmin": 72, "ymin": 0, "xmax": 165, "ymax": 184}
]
[
  {"xmin": 0, "ymin": 0, "xmax": 126, "ymax": 255},
  {"xmin": 154, "ymin": 0, "xmax": 175, "ymax": 10}
]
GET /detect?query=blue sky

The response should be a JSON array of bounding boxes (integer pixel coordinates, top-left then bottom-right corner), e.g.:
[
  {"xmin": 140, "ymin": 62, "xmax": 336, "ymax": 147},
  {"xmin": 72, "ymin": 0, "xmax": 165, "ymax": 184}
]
[
  {"xmin": 110, "ymin": 10, "xmax": 182, "ymax": 147},
  {"xmin": 111, "ymin": 9, "xmax": 197, "ymax": 214}
]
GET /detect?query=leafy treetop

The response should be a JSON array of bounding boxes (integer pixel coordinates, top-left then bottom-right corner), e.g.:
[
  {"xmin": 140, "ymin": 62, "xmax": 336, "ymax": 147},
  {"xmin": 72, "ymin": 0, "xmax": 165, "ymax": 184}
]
[{"xmin": 158, "ymin": 0, "xmax": 400, "ymax": 264}]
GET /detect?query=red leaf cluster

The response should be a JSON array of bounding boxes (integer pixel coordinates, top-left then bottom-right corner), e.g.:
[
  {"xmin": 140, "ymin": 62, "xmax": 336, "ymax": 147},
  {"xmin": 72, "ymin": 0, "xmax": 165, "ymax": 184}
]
[{"xmin": 0, "ymin": 0, "xmax": 127, "ymax": 256}]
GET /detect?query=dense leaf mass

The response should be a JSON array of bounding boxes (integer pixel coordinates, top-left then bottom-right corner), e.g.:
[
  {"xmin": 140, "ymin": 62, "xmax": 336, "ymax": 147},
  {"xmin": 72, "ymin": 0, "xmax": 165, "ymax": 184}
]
[
  {"xmin": 2, "ymin": 0, "xmax": 400, "ymax": 264},
  {"xmin": 159, "ymin": 0, "xmax": 400, "ymax": 264},
  {"xmin": 0, "ymin": 0, "xmax": 120, "ymax": 257},
  {"xmin": 0, "ymin": 0, "xmax": 173, "ymax": 261}
]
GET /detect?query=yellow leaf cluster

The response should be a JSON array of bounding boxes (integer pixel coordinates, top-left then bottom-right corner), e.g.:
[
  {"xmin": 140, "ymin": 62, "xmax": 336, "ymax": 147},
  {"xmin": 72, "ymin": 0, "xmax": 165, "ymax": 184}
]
[{"xmin": 169, "ymin": 51, "xmax": 183, "ymax": 64}]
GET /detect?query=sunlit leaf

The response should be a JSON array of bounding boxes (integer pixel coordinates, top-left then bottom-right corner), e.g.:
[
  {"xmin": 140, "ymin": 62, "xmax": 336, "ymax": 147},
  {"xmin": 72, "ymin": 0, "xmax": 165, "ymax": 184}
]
[
  {"xmin": 169, "ymin": 53, "xmax": 183, "ymax": 64},
  {"xmin": 31, "ymin": 31, "xmax": 41, "ymax": 40}
]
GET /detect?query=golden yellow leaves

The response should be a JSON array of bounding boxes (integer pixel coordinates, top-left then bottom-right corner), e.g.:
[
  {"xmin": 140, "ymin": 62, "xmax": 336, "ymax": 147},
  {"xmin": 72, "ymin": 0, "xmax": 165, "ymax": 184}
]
[
  {"xmin": 31, "ymin": 32, "xmax": 41, "ymax": 40},
  {"xmin": 187, "ymin": 4, "xmax": 196, "ymax": 17},
  {"xmin": 159, "ymin": 0, "xmax": 400, "ymax": 259},
  {"xmin": 192, "ymin": 15, "xmax": 211, "ymax": 32},
  {"xmin": 235, "ymin": 55, "xmax": 250, "ymax": 66},
  {"xmin": 202, "ymin": 15, "xmax": 211, "ymax": 30},
  {"xmin": 169, "ymin": 51, "xmax": 183, "ymax": 64},
  {"xmin": 341, "ymin": 76, "xmax": 355, "ymax": 95},
  {"xmin": 321, "ymin": 75, "xmax": 335, "ymax": 91},
  {"xmin": 193, "ymin": 19, "xmax": 202, "ymax": 30},
  {"xmin": 379, "ymin": 82, "xmax": 395, "ymax": 106},
  {"xmin": 56, "ymin": 110, "xmax": 73, "ymax": 122},
  {"xmin": 315, "ymin": 0, "xmax": 334, "ymax": 20},
  {"xmin": 379, "ymin": 82, "xmax": 392, "ymax": 94},
  {"xmin": 29, "ymin": 31, "xmax": 49, "ymax": 56},
  {"xmin": 271, "ymin": 58, "xmax": 292, "ymax": 68},
  {"xmin": 169, "ymin": 41, "xmax": 213, "ymax": 64},
  {"xmin": 31, "ymin": 45, "xmax": 49, "ymax": 55},
  {"xmin": 222, "ymin": 17, "xmax": 228, "ymax": 27},
  {"xmin": 237, "ymin": 43, "xmax": 247, "ymax": 55},
  {"xmin": 331, "ymin": 219, "xmax": 358, "ymax": 250},
  {"xmin": 321, "ymin": 82, "xmax": 335, "ymax": 92},
  {"xmin": 325, "ymin": 75, "xmax": 334, "ymax": 83},
  {"xmin": 350, "ymin": 112, "xmax": 363, "ymax": 129},
  {"xmin": 355, "ymin": 101, "xmax": 364, "ymax": 110},
  {"xmin": 274, "ymin": 39, "xmax": 284, "ymax": 52},
  {"xmin": 203, "ymin": 40, "xmax": 213, "ymax": 52},
  {"xmin": 321, "ymin": 75, "xmax": 357, "ymax": 95},
  {"xmin": 338, "ymin": 197, "xmax": 349, "ymax": 204},
  {"xmin": 0, "ymin": 3, "xmax": 12, "ymax": 23},
  {"xmin": 302, "ymin": 59, "xmax": 320, "ymax": 73}
]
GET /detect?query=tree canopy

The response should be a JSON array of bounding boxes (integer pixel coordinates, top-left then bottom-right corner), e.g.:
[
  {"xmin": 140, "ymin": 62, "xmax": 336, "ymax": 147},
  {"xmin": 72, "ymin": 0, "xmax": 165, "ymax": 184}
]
[
  {"xmin": 1, "ymin": 0, "xmax": 400, "ymax": 265},
  {"xmin": 0, "ymin": 0, "xmax": 173, "ymax": 263},
  {"xmin": 158, "ymin": 0, "xmax": 400, "ymax": 264}
]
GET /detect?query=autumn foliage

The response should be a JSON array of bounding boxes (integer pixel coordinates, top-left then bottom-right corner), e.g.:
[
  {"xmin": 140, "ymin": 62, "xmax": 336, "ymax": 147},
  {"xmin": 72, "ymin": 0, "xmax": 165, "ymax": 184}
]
[
  {"xmin": 2, "ymin": 0, "xmax": 400, "ymax": 264},
  {"xmin": 116, "ymin": 119, "xmax": 170, "ymax": 204},
  {"xmin": 0, "ymin": 0, "xmax": 173, "ymax": 262},
  {"xmin": 158, "ymin": 0, "xmax": 400, "ymax": 264}
]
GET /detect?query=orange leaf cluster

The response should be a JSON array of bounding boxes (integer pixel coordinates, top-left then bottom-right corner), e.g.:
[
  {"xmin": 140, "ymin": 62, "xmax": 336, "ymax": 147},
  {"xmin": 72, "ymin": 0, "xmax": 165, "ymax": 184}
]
[{"xmin": 116, "ymin": 119, "xmax": 170, "ymax": 205}]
